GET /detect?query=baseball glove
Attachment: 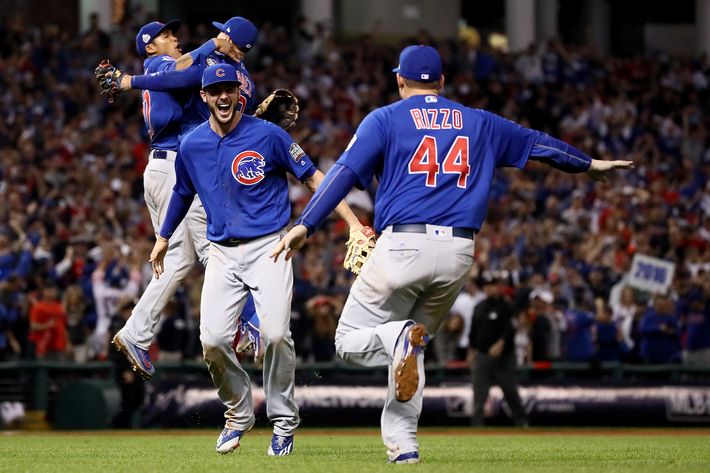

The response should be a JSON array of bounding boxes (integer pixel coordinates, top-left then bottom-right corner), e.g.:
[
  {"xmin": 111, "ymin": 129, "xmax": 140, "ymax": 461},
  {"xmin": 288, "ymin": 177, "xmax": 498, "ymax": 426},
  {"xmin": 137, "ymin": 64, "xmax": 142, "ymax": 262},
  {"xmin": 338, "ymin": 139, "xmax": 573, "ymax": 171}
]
[
  {"xmin": 95, "ymin": 59, "xmax": 125, "ymax": 104},
  {"xmin": 343, "ymin": 226, "xmax": 376, "ymax": 276},
  {"xmin": 254, "ymin": 89, "xmax": 299, "ymax": 129}
]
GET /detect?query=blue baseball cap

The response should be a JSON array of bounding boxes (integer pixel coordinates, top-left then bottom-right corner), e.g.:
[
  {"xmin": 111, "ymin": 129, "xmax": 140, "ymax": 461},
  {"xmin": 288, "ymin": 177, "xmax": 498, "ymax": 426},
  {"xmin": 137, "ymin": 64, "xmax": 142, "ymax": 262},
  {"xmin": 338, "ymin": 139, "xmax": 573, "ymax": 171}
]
[
  {"xmin": 202, "ymin": 63, "xmax": 242, "ymax": 89},
  {"xmin": 135, "ymin": 20, "xmax": 181, "ymax": 57},
  {"xmin": 212, "ymin": 17, "xmax": 258, "ymax": 51},
  {"xmin": 392, "ymin": 45, "xmax": 442, "ymax": 82}
]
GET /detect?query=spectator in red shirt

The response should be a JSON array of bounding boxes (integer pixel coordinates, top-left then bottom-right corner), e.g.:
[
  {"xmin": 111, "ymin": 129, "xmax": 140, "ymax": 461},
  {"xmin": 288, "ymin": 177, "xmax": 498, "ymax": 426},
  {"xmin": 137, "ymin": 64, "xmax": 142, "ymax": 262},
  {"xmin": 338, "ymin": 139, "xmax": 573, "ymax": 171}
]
[{"xmin": 28, "ymin": 285, "xmax": 69, "ymax": 359}]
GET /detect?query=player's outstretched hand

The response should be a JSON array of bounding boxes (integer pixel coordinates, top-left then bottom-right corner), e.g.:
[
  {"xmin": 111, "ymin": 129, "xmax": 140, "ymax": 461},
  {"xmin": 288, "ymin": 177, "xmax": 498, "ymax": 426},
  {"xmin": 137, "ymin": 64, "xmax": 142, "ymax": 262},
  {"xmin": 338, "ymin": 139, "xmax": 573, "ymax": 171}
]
[
  {"xmin": 587, "ymin": 159, "xmax": 634, "ymax": 182},
  {"xmin": 149, "ymin": 237, "xmax": 169, "ymax": 279},
  {"xmin": 213, "ymin": 37, "xmax": 244, "ymax": 63},
  {"xmin": 271, "ymin": 225, "xmax": 308, "ymax": 262}
]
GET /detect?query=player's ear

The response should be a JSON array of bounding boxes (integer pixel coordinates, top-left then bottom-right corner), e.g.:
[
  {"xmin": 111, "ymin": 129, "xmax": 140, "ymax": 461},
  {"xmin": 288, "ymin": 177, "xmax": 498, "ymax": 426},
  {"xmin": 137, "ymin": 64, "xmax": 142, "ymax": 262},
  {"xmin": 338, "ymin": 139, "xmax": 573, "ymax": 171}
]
[
  {"xmin": 396, "ymin": 73, "xmax": 404, "ymax": 90},
  {"xmin": 438, "ymin": 74, "xmax": 445, "ymax": 91},
  {"xmin": 200, "ymin": 90, "xmax": 207, "ymax": 103},
  {"xmin": 145, "ymin": 43, "xmax": 156, "ymax": 56}
]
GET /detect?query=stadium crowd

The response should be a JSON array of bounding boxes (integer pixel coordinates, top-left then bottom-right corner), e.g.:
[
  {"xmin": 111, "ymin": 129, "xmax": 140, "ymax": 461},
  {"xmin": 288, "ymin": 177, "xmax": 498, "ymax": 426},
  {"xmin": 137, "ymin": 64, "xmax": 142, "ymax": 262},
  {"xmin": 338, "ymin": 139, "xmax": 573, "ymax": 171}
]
[{"xmin": 0, "ymin": 10, "xmax": 708, "ymax": 369}]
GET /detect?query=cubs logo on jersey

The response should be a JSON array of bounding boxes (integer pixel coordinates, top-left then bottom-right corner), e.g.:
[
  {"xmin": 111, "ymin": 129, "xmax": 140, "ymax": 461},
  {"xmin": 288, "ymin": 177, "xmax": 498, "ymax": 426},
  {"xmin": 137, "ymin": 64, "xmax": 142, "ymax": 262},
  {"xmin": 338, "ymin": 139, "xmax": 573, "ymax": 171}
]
[{"xmin": 232, "ymin": 151, "xmax": 266, "ymax": 185}]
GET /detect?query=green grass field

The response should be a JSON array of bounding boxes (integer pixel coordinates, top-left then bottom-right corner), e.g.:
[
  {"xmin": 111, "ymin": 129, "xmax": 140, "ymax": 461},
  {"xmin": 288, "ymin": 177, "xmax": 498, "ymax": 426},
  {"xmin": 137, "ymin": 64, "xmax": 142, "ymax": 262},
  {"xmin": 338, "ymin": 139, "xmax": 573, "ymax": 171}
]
[{"xmin": 2, "ymin": 428, "xmax": 709, "ymax": 473}]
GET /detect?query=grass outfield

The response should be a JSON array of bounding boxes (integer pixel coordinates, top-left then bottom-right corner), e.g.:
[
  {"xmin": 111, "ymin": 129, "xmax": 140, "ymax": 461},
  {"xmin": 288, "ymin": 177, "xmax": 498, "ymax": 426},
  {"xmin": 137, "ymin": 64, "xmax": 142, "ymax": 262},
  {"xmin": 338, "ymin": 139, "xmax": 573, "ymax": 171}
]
[{"xmin": 2, "ymin": 428, "xmax": 709, "ymax": 473}]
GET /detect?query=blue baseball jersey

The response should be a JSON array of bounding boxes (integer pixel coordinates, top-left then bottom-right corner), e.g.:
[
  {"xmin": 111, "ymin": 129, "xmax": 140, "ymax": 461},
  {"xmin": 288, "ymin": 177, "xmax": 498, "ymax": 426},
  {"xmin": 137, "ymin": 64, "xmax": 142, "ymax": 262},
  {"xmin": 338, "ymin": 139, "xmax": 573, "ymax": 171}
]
[
  {"xmin": 181, "ymin": 53, "xmax": 256, "ymax": 137},
  {"xmin": 141, "ymin": 55, "xmax": 184, "ymax": 150},
  {"xmin": 173, "ymin": 115, "xmax": 316, "ymax": 240},
  {"xmin": 337, "ymin": 94, "xmax": 538, "ymax": 232}
]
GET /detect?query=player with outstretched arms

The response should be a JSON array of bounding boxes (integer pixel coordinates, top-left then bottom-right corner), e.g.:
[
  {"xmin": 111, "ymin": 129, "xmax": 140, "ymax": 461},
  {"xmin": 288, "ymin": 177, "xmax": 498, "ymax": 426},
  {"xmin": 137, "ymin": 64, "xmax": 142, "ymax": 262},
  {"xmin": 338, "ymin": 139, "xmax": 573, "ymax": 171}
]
[{"xmin": 271, "ymin": 45, "xmax": 633, "ymax": 464}]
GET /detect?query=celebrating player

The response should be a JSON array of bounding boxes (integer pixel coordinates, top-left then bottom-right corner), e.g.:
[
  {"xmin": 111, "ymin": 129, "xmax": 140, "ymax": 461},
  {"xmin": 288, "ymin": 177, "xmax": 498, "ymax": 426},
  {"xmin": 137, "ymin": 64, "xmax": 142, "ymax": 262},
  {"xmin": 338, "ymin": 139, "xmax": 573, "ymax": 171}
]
[
  {"xmin": 270, "ymin": 45, "xmax": 633, "ymax": 464},
  {"xmin": 149, "ymin": 64, "xmax": 368, "ymax": 456},
  {"xmin": 102, "ymin": 18, "xmax": 291, "ymax": 380},
  {"xmin": 107, "ymin": 19, "xmax": 247, "ymax": 379}
]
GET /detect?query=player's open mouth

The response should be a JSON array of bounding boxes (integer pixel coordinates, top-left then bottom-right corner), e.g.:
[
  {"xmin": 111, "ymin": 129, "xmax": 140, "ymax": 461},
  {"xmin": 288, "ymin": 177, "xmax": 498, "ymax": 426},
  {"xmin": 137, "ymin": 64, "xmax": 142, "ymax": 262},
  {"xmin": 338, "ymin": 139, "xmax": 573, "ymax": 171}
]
[{"xmin": 216, "ymin": 102, "xmax": 233, "ymax": 120}]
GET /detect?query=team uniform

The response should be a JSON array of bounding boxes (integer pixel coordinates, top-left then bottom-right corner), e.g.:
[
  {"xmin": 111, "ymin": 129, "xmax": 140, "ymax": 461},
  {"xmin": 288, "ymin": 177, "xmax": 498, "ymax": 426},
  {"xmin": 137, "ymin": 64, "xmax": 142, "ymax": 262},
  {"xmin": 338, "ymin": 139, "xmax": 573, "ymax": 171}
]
[
  {"xmin": 160, "ymin": 98, "xmax": 314, "ymax": 451},
  {"xmin": 115, "ymin": 21, "xmax": 259, "ymax": 376},
  {"xmin": 293, "ymin": 45, "xmax": 593, "ymax": 462}
]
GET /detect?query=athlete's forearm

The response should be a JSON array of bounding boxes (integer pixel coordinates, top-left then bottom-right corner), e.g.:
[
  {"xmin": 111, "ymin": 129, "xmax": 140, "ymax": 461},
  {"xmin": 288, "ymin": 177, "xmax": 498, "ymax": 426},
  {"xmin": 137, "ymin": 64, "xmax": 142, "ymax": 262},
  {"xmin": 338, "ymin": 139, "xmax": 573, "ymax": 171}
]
[
  {"xmin": 297, "ymin": 164, "xmax": 359, "ymax": 236},
  {"xmin": 159, "ymin": 191, "xmax": 193, "ymax": 239},
  {"xmin": 131, "ymin": 65, "xmax": 202, "ymax": 91},
  {"xmin": 175, "ymin": 40, "xmax": 218, "ymax": 70},
  {"xmin": 305, "ymin": 169, "xmax": 362, "ymax": 229},
  {"xmin": 529, "ymin": 133, "xmax": 591, "ymax": 173}
]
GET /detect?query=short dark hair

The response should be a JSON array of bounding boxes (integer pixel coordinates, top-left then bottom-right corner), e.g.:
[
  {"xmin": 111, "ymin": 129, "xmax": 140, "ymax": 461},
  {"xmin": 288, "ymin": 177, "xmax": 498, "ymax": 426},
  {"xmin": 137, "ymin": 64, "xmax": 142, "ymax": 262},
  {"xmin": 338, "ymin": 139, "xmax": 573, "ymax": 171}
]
[{"xmin": 401, "ymin": 77, "xmax": 441, "ymax": 90}]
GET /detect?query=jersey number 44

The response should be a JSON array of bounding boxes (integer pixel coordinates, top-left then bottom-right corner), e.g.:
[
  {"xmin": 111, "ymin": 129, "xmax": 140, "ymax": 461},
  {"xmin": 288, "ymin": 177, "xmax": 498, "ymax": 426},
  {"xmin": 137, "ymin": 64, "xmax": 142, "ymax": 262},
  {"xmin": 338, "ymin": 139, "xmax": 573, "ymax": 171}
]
[{"xmin": 408, "ymin": 135, "xmax": 470, "ymax": 188}]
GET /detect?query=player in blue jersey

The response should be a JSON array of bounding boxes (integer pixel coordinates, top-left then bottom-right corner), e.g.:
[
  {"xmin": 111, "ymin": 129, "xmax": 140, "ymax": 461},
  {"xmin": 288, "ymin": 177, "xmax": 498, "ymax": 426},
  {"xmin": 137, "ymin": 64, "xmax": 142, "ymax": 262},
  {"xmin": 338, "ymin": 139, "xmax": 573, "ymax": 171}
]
[
  {"xmin": 111, "ymin": 17, "xmax": 260, "ymax": 130},
  {"xmin": 148, "ymin": 64, "xmax": 366, "ymax": 456},
  {"xmin": 106, "ymin": 20, "xmax": 260, "ymax": 380},
  {"xmin": 271, "ymin": 45, "xmax": 633, "ymax": 464}
]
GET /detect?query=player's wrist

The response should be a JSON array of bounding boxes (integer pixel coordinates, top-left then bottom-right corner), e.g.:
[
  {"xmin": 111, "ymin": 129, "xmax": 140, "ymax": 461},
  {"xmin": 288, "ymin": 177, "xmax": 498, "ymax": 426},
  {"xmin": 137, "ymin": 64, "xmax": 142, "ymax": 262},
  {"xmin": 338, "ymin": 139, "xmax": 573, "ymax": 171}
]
[{"xmin": 191, "ymin": 40, "xmax": 217, "ymax": 63}]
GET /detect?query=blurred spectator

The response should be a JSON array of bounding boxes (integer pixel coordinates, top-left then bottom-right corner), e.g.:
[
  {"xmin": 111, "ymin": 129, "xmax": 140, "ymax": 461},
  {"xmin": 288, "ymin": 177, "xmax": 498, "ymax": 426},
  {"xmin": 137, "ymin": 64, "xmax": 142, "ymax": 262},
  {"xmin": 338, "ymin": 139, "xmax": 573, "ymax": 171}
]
[
  {"xmin": 514, "ymin": 311, "xmax": 532, "ymax": 366},
  {"xmin": 595, "ymin": 298, "xmax": 624, "ymax": 362},
  {"xmin": 442, "ymin": 276, "xmax": 485, "ymax": 363},
  {"xmin": 28, "ymin": 285, "xmax": 69, "ymax": 360},
  {"xmin": 304, "ymin": 295, "xmax": 340, "ymax": 362},
  {"xmin": 433, "ymin": 312, "xmax": 465, "ymax": 365},
  {"xmin": 90, "ymin": 244, "xmax": 142, "ymax": 359},
  {"xmin": 611, "ymin": 285, "xmax": 640, "ymax": 360},
  {"xmin": 0, "ymin": 277, "xmax": 23, "ymax": 360},
  {"xmin": 155, "ymin": 300, "xmax": 187, "ymax": 363},
  {"xmin": 62, "ymin": 284, "xmax": 89, "ymax": 362},
  {"xmin": 562, "ymin": 292, "xmax": 595, "ymax": 363},
  {"xmin": 639, "ymin": 295, "xmax": 681, "ymax": 364},
  {"xmin": 529, "ymin": 289, "xmax": 562, "ymax": 362},
  {"xmin": 683, "ymin": 295, "xmax": 710, "ymax": 366}
]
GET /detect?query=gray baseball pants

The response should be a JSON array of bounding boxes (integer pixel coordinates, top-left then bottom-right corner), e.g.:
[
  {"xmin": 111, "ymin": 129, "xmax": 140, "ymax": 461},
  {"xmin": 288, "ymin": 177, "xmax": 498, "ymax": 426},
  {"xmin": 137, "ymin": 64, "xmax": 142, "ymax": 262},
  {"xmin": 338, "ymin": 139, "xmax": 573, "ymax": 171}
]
[{"xmin": 335, "ymin": 225, "xmax": 474, "ymax": 457}]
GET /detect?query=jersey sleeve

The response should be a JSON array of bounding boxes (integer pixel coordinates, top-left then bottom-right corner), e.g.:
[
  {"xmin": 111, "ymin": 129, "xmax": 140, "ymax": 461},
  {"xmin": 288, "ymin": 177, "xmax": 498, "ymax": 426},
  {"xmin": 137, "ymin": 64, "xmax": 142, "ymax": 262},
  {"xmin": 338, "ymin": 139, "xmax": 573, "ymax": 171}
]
[
  {"xmin": 270, "ymin": 125, "xmax": 316, "ymax": 181},
  {"xmin": 131, "ymin": 62, "xmax": 202, "ymax": 91},
  {"xmin": 335, "ymin": 110, "xmax": 386, "ymax": 189},
  {"xmin": 159, "ymin": 146, "xmax": 196, "ymax": 239},
  {"xmin": 481, "ymin": 110, "xmax": 539, "ymax": 169}
]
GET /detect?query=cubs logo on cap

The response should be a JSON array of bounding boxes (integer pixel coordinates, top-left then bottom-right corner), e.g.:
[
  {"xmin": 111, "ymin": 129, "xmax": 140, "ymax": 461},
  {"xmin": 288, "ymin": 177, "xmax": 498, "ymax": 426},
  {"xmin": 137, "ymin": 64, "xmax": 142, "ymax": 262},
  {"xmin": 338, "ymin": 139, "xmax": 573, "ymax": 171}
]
[
  {"xmin": 135, "ymin": 20, "xmax": 181, "ymax": 58},
  {"xmin": 202, "ymin": 63, "xmax": 241, "ymax": 89},
  {"xmin": 212, "ymin": 16, "xmax": 258, "ymax": 51},
  {"xmin": 392, "ymin": 45, "xmax": 442, "ymax": 82}
]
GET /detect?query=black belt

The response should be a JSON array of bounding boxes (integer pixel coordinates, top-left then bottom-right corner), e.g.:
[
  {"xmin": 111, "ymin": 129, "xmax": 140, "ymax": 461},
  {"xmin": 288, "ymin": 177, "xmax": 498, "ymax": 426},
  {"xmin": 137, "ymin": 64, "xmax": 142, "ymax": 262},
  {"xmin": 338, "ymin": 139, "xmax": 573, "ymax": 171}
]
[
  {"xmin": 152, "ymin": 150, "xmax": 170, "ymax": 159},
  {"xmin": 391, "ymin": 224, "xmax": 475, "ymax": 240},
  {"xmin": 214, "ymin": 237, "xmax": 257, "ymax": 247}
]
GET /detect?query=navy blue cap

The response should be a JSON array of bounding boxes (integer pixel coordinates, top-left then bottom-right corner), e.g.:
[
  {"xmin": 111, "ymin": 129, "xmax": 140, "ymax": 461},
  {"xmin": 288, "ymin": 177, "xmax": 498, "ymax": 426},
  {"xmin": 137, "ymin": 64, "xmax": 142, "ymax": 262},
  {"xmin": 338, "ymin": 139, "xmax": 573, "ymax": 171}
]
[
  {"xmin": 392, "ymin": 45, "xmax": 442, "ymax": 82},
  {"xmin": 135, "ymin": 20, "xmax": 181, "ymax": 58},
  {"xmin": 202, "ymin": 63, "xmax": 241, "ymax": 89},
  {"xmin": 212, "ymin": 17, "xmax": 257, "ymax": 51}
]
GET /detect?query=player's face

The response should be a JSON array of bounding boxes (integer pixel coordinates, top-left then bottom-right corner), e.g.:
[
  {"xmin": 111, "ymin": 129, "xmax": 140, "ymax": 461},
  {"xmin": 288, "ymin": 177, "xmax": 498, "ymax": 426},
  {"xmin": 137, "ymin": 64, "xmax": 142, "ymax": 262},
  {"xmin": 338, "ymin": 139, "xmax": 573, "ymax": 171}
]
[
  {"xmin": 202, "ymin": 83, "xmax": 241, "ymax": 125},
  {"xmin": 150, "ymin": 30, "xmax": 182, "ymax": 59}
]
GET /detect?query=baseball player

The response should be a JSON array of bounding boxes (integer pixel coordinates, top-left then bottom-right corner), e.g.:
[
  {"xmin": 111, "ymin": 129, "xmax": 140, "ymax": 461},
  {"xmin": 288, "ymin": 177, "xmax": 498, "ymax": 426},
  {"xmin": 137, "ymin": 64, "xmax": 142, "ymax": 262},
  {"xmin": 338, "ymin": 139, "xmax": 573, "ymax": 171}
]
[
  {"xmin": 149, "ymin": 63, "xmax": 366, "ymax": 456},
  {"xmin": 271, "ymin": 45, "xmax": 633, "ymax": 464},
  {"xmin": 103, "ymin": 19, "xmax": 276, "ymax": 379}
]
